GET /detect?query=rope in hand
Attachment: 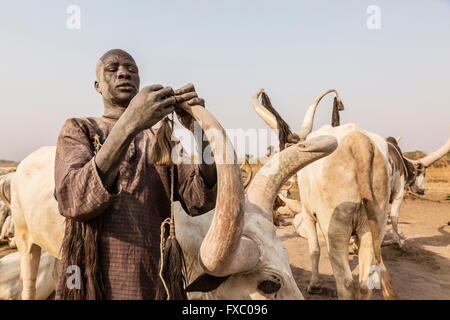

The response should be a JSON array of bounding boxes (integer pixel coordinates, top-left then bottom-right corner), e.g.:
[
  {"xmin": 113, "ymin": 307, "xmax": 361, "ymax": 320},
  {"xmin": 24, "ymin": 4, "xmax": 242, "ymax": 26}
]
[{"xmin": 158, "ymin": 112, "xmax": 177, "ymax": 300}]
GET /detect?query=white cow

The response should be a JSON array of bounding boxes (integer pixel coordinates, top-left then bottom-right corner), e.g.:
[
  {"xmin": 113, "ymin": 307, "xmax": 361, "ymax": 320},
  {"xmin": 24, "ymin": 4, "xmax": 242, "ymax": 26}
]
[
  {"xmin": 292, "ymin": 134, "xmax": 450, "ymax": 250},
  {"xmin": 11, "ymin": 105, "xmax": 337, "ymax": 300},
  {"xmin": 386, "ymin": 135, "xmax": 450, "ymax": 247},
  {"xmin": 253, "ymin": 89, "xmax": 398, "ymax": 300},
  {"xmin": 0, "ymin": 251, "xmax": 56, "ymax": 300}
]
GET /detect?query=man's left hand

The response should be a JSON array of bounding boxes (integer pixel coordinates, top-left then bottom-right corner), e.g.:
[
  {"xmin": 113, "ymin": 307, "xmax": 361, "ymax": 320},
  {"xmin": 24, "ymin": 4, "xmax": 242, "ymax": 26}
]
[{"xmin": 174, "ymin": 83, "xmax": 204, "ymax": 130}]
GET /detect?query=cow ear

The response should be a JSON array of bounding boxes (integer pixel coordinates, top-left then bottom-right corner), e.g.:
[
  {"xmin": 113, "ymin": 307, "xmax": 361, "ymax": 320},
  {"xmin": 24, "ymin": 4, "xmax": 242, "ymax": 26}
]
[{"xmin": 185, "ymin": 273, "xmax": 230, "ymax": 292}]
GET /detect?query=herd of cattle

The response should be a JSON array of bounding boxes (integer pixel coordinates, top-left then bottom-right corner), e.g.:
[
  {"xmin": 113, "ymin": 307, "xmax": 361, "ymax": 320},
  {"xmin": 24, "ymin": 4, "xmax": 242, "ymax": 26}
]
[{"xmin": 0, "ymin": 89, "xmax": 449, "ymax": 300}]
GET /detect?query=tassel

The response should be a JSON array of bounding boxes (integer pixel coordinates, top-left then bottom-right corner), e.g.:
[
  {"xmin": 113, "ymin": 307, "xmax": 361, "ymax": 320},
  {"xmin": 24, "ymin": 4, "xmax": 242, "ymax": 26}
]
[
  {"xmin": 155, "ymin": 165, "xmax": 188, "ymax": 300},
  {"xmin": 149, "ymin": 117, "xmax": 179, "ymax": 166},
  {"xmin": 155, "ymin": 219, "xmax": 188, "ymax": 300},
  {"xmin": 260, "ymin": 92, "xmax": 299, "ymax": 149},
  {"xmin": 331, "ymin": 96, "xmax": 345, "ymax": 127},
  {"xmin": 260, "ymin": 92, "xmax": 291, "ymax": 150}
]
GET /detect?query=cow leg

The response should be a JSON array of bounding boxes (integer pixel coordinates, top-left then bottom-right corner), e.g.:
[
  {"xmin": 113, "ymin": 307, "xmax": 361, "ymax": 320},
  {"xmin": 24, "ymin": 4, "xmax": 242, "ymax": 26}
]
[
  {"xmin": 15, "ymin": 232, "xmax": 41, "ymax": 300},
  {"xmin": 328, "ymin": 233, "xmax": 356, "ymax": 299},
  {"xmin": 21, "ymin": 245, "xmax": 42, "ymax": 300},
  {"xmin": 356, "ymin": 230, "xmax": 374, "ymax": 300},
  {"xmin": 303, "ymin": 213, "xmax": 322, "ymax": 294},
  {"xmin": 389, "ymin": 189, "xmax": 404, "ymax": 248},
  {"xmin": 326, "ymin": 206, "xmax": 356, "ymax": 300}
]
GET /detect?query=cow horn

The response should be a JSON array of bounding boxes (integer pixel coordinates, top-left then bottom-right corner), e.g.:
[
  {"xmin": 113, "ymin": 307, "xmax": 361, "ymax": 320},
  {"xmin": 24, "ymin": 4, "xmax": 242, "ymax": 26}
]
[
  {"xmin": 246, "ymin": 135, "xmax": 338, "ymax": 220},
  {"xmin": 252, "ymin": 89, "xmax": 278, "ymax": 130},
  {"xmin": 418, "ymin": 135, "xmax": 450, "ymax": 167},
  {"xmin": 298, "ymin": 89, "xmax": 340, "ymax": 140},
  {"xmin": 184, "ymin": 105, "xmax": 260, "ymax": 276}
]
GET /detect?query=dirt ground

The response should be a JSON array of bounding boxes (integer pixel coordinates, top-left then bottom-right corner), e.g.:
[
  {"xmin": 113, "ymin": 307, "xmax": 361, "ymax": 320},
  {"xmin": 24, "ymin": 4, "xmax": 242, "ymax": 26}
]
[{"xmin": 278, "ymin": 197, "xmax": 450, "ymax": 300}]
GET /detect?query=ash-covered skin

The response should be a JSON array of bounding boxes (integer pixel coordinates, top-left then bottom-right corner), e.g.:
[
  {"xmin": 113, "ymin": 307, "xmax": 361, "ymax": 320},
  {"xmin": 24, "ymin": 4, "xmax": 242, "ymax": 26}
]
[{"xmin": 91, "ymin": 49, "xmax": 215, "ymax": 191}]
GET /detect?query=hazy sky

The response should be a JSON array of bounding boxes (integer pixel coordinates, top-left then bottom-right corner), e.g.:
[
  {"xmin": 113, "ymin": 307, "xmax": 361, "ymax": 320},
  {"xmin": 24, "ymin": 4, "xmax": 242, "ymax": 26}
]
[{"xmin": 0, "ymin": 0, "xmax": 449, "ymax": 161}]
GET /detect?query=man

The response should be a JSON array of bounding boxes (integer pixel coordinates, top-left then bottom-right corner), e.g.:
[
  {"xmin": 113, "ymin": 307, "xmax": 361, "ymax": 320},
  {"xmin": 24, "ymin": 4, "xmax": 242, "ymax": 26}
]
[{"xmin": 54, "ymin": 49, "xmax": 217, "ymax": 300}]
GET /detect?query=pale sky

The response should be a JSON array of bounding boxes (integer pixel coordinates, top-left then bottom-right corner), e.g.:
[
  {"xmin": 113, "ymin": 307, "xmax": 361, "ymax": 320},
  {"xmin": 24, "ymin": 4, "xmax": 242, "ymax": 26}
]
[{"xmin": 0, "ymin": 0, "xmax": 449, "ymax": 161}]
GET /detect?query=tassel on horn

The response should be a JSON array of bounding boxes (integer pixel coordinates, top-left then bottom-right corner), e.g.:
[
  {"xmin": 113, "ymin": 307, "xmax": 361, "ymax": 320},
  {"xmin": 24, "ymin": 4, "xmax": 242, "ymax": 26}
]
[{"xmin": 149, "ymin": 116, "xmax": 179, "ymax": 166}]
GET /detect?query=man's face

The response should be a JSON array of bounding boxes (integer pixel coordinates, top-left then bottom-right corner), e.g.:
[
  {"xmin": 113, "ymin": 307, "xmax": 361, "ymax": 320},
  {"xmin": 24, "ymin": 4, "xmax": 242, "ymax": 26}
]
[{"xmin": 95, "ymin": 52, "xmax": 140, "ymax": 106}]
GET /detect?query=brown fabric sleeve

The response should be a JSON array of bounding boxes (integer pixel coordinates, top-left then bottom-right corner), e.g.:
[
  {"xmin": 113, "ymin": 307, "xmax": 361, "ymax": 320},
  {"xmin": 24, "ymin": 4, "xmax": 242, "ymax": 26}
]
[
  {"xmin": 54, "ymin": 119, "xmax": 121, "ymax": 222},
  {"xmin": 174, "ymin": 164, "xmax": 217, "ymax": 216}
]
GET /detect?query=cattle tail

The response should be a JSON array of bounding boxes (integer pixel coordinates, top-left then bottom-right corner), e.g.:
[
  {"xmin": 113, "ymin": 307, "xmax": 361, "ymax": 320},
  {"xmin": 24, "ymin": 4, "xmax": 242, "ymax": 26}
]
[{"xmin": 350, "ymin": 133, "xmax": 398, "ymax": 300}]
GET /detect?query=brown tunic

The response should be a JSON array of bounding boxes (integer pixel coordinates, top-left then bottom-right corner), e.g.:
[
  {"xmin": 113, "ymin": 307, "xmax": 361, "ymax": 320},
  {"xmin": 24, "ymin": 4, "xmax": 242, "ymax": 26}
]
[{"xmin": 53, "ymin": 116, "xmax": 216, "ymax": 300}]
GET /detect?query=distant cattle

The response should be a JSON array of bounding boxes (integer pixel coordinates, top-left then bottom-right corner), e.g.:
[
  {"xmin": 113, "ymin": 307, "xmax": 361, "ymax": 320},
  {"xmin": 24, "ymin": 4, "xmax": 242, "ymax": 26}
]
[
  {"xmin": 0, "ymin": 173, "xmax": 15, "ymax": 248},
  {"xmin": 386, "ymin": 135, "xmax": 450, "ymax": 247}
]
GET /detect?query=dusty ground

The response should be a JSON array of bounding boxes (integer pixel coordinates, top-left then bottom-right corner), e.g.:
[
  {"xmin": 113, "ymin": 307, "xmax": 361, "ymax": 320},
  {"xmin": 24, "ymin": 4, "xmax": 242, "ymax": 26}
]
[{"xmin": 278, "ymin": 184, "xmax": 450, "ymax": 299}]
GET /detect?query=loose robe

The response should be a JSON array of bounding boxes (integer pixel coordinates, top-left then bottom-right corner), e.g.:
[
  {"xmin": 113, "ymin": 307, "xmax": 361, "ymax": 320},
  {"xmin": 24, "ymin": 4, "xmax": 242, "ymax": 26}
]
[{"xmin": 54, "ymin": 116, "xmax": 216, "ymax": 299}]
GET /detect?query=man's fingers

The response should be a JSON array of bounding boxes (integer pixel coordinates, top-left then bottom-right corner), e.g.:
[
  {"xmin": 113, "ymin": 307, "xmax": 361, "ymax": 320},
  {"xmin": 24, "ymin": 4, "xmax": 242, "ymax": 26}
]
[
  {"xmin": 187, "ymin": 98, "xmax": 205, "ymax": 106},
  {"xmin": 175, "ymin": 92, "xmax": 198, "ymax": 103},
  {"xmin": 159, "ymin": 96, "xmax": 177, "ymax": 108},
  {"xmin": 154, "ymin": 86, "xmax": 174, "ymax": 100},
  {"xmin": 174, "ymin": 83, "xmax": 195, "ymax": 95},
  {"xmin": 162, "ymin": 105, "xmax": 175, "ymax": 116},
  {"xmin": 144, "ymin": 84, "xmax": 163, "ymax": 92}
]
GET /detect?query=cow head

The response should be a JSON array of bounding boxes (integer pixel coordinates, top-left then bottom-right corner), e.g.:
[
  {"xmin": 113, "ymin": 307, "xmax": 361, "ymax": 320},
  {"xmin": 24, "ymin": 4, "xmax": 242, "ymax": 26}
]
[
  {"xmin": 409, "ymin": 162, "xmax": 426, "ymax": 195},
  {"xmin": 386, "ymin": 136, "xmax": 426, "ymax": 195},
  {"xmin": 405, "ymin": 135, "xmax": 449, "ymax": 195},
  {"xmin": 174, "ymin": 105, "xmax": 337, "ymax": 300}
]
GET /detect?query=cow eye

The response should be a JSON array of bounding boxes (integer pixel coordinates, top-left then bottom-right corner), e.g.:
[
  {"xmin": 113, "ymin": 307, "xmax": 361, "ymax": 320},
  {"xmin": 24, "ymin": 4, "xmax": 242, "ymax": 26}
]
[{"xmin": 257, "ymin": 280, "xmax": 281, "ymax": 294}]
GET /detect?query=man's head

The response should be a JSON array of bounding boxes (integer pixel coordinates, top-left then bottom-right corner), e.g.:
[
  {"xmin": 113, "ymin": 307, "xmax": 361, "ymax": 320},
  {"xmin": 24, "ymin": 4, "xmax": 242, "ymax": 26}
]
[{"xmin": 95, "ymin": 49, "xmax": 140, "ymax": 107}]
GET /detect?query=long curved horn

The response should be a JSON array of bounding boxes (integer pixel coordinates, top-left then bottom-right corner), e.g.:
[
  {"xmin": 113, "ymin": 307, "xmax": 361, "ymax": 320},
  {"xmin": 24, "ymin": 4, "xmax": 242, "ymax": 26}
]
[
  {"xmin": 298, "ymin": 89, "xmax": 341, "ymax": 139},
  {"xmin": 245, "ymin": 135, "xmax": 338, "ymax": 220},
  {"xmin": 184, "ymin": 105, "xmax": 259, "ymax": 276},
  {"xmin": 252, "ymin": 89, "xmax": 278, "ymax": 130},
  {"xmin": 418, "ymin": 135, "xmax": 450, "ymax": 167}
]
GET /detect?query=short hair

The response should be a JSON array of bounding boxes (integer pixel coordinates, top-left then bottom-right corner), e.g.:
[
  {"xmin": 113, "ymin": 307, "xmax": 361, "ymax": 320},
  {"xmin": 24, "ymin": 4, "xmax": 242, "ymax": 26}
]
[
  {"xmin": 96, "ymin": 49, "xmax": 136, "ymax": 80},
  {"xmin": 99, "ymin": 49, "xmax": 136, "ymax": 63}
]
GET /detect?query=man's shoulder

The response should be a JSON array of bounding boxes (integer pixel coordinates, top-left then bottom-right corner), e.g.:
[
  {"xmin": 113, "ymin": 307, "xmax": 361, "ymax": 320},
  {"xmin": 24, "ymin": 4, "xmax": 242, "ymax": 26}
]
[
  {"xmin": 64, "ymin": 117, "xmax": 107, "ymax": 127},
  {"xmin": 63, "ymin": 116, "xmax": 104, "ymax": 126},
  {"xmin": 60, "ymin": 117, "xmax": 112, "ymax": 137}
]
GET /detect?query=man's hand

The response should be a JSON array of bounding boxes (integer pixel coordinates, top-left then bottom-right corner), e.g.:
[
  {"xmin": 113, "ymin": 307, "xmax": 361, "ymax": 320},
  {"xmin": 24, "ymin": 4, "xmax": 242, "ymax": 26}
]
[
  {"xmin": 124, "ymin": 84, "xmax": 176, "ymax": 135},
  {"xmin": 174, "ymin": 83, "xmax": 205, "ymax": 130},
  {"xmin": 173, "ymin": 83, "xmax": 216, "ymax": 187}
]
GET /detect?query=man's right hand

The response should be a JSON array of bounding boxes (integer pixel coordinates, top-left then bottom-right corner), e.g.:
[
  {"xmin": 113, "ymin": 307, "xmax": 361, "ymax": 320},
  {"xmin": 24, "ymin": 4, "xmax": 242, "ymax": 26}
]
[{"xmin": 124, "ymin": 84, "xmax": 176, "ymax": 135}]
